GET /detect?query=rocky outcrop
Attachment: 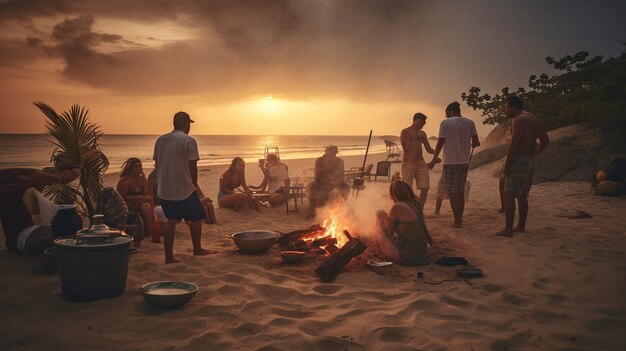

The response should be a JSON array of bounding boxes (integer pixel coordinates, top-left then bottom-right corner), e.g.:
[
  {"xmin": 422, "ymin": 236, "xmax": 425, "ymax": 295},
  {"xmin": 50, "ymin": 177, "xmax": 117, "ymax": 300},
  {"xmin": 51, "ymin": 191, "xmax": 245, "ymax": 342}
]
[
  {"xmin": 470, "ymin": 123, "xmax": 626, "ymax": 184},
  {"xmin": 469, "ymin": 143, "xmax": 508, "ymax": 170},
  {"xmin": 482, "ymin": 120, "xmax": 511, "ymax": 148}
]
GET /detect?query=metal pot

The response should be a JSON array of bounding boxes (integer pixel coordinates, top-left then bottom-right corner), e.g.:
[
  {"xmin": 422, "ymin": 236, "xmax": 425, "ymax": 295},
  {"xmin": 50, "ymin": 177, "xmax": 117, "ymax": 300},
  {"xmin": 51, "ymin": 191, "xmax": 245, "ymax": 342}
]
[
  {"xmin": 45, "ymin": 231, "xmax": 138, "ymax": 302},
  {"xmin": 228, "ymin": 230, "xmax": 279, "ymax": 254}
]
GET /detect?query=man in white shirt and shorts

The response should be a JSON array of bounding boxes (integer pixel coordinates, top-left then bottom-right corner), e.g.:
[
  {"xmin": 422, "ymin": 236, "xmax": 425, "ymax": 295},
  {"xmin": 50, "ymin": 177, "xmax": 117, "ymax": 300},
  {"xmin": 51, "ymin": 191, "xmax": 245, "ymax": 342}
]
[
  {"xmin": 153, "ymin": 111, "xmax": 216, "ymax": 264},
  {"xmin": 428, "ymin": 102, "xmax": 480, "ymax": 228}
]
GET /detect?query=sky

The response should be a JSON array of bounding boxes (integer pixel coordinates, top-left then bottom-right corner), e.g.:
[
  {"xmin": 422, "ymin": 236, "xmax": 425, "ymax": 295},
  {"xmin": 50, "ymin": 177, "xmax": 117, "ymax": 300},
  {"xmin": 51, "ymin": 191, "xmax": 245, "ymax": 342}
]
[{"xmin": 0, "ymin": 0, "xmax": 624, "ymax": 137}]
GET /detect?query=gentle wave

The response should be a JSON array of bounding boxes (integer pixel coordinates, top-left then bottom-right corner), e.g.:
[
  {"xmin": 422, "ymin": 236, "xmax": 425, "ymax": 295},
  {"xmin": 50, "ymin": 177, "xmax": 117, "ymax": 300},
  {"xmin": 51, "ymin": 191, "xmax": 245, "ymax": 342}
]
[{"xmin": 0, "ymin": 134, "xmax": 390, "ymax": 173}]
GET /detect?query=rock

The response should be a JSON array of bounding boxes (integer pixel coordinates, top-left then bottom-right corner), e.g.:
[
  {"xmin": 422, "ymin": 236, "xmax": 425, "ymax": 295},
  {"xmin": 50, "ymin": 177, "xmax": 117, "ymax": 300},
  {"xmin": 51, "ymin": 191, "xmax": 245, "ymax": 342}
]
[
  {"xmin": 595, "ymin": 180, "xmax": 624, "ymax": 196},
  {"xmin": 535, "ymin": 144, "xmax": 579, "ymax": 182},
  {"xmin": 482, "ymin": 120, "xmax": 511, "ymax": 148},
  {"xmin": 474, "ymin": 122, "xmax": 626, "ymax": 184},
  {"xmin": 469, "ymin": 143, "xmax": 509, "ymax": 170}
]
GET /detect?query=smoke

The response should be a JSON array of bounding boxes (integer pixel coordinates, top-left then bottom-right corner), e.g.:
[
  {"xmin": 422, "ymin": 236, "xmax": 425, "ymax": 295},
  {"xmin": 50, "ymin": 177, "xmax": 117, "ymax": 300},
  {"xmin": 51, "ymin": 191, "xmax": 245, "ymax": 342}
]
[{"xmin": 312, "ymin": 184, "xmax": 393, "ymax": 243}]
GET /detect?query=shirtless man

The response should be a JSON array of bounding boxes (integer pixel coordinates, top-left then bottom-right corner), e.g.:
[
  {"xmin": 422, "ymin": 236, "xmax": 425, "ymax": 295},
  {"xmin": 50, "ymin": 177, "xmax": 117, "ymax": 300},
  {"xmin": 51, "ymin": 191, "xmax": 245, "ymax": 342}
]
[
  {"xmin": 401, "ymin": 113, "xmax": 435, "ymax": 205},
  {"xmin": 306, "ymin": 145, "xmax": 350, "ymax": 218},
  {"xmin": 496, "ymin": 96, "xmax": 549, "ymax": 237}
]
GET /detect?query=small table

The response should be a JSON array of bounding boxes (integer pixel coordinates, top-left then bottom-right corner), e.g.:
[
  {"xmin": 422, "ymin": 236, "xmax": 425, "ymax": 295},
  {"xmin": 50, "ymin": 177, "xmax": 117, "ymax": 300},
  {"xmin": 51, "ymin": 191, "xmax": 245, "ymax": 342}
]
[{"xmin": 282, "ymin": 185, "xmax": 306, "ymax": 214}]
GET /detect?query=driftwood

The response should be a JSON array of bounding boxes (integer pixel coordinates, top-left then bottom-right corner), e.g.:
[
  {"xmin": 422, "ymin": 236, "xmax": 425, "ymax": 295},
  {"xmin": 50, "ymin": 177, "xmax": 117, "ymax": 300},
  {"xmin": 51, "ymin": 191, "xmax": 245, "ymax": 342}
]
[{"xmin": 315, "ymin": 230, "xmax": 366, "ymax": 281}]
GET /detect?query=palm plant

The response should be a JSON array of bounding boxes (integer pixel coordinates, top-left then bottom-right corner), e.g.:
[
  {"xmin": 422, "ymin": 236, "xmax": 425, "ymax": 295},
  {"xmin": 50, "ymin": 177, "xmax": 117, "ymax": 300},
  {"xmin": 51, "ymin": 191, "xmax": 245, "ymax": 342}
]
[{"xmin": 34, "ymin": 101, "xmax": 109, "ymax": 220}]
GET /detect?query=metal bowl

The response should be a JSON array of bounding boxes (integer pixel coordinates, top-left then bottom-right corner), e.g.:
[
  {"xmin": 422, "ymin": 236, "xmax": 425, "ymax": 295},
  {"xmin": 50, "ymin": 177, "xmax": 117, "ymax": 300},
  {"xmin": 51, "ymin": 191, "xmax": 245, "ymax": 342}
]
[
  {"xmin": 140, "ymin": 281, "xmax": 198, "ymax": 309},
  {"xmin": 228, "ymin": 230, "xmax": 279, "ymax": 254},
  {"xmin": 280, "ymin": 250, "xmax": 305, "ymax": 263},
  {"xmin": 366, "ymin": 259, "xmax": 393, "ymax": 274}
]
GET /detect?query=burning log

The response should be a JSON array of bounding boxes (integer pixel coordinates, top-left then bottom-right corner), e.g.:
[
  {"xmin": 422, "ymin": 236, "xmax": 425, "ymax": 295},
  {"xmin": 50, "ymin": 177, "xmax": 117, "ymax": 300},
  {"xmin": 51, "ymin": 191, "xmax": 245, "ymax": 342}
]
[
  {"xmin": 311, "ymin": 237, "xmax": 337, "ymax": 248},
  {"xmin": 277, "ymin": 225, "xmax": 325, "ymax": 245},
  {"xmin": 326, "ymin": 244, "xmax": 339, "ymax": 254},
  {"xmin": 294, "ymin": 239, "xmax": 310, "ymax": 252},
  {"xmin": 315, "ymin": 230, "xmax": 366, "ymax": 281},
  {"xmin": 313, "ymin": 248, "xmax": 327, "ymax": 256}
]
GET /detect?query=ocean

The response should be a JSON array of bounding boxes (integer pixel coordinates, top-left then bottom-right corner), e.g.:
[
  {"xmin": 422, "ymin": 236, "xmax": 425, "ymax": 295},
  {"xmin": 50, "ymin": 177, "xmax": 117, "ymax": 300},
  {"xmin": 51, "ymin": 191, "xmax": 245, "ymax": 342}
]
[{"xmin": 0, "ymin": 134, "xmax": 389, "ymax": 174}]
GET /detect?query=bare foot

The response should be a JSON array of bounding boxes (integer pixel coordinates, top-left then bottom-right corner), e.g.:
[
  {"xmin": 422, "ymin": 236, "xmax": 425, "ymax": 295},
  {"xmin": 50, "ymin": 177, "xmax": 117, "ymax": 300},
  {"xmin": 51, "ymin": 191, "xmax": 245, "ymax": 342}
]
[
  {"xmin": 194, "ymin": 248, "xmax": 219, "ymax": 256},
  {"xmin": 495, "ymin": 229, "xmax": 514, "ymax": 237},
  {"xmin": 513, "ymin": 226, "xmax": 525, "ymax": 233},
  {"xmin": 165, "ymin": 257, "xmax": 181, "ymax": 264},
  {"xmin": 430, "ymin": 212, "xmax": 440, "ymax": 218},
  {"xmin": 453, "ymin": 222, "xmax": 463, "ymax": 228},
  {"xmin": 498, "ymin": 208, "xmax": 505, "ymax": 213}
]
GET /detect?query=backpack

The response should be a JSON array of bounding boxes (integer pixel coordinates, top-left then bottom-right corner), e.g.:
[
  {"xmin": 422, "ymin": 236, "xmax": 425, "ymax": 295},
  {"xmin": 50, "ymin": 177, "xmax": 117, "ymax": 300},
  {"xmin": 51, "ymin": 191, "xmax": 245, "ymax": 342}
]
[{"xmin": 608, "ymin": 157, "xmax": 626, "ymax": 183}]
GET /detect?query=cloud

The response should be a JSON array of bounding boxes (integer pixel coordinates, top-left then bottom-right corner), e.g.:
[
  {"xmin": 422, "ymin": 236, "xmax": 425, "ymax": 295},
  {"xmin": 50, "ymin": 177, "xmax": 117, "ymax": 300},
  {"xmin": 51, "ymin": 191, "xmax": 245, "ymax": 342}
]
[
  {"xmin": 0, "ymin": 1, "xmax": 435, "ymax": 102},
  {"xmin": 3, "ymin": 0, "xmax": 625, "ymax": 106}
]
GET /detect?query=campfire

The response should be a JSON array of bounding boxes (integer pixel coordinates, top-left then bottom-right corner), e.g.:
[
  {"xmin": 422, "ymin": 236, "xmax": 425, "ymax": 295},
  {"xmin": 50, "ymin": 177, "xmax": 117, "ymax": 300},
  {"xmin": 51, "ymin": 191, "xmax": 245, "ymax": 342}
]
[
  {"xmin": 277, "ymin": 209, "xmax": 367, "ymax": 281},
  {"xmin": 278, "ymin": 210, "xmax": 352, "ymax": 255}
]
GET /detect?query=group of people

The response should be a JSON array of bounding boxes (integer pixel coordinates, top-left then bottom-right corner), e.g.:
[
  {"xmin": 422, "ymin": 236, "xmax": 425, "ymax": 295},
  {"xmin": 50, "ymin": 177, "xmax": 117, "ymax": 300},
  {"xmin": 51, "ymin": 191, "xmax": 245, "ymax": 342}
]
[
  {"xmin": 370, "ymin": 96, "xmax": 549, "ymax": 266},
  {"xmin": 0, "ymin": 96, "xmax": 549, "ymax": 268}
]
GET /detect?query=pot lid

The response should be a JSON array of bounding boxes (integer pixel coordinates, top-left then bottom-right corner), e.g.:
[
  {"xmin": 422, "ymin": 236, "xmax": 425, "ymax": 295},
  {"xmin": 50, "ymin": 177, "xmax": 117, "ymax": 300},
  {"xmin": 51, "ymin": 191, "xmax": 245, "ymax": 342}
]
[
  {"xmin": 54, "ymin": 234, "xmax": 133, "ymax": 250},
  {"xmin": 78, "ymin": 214, "xmax": 124, "ymax": 236}
]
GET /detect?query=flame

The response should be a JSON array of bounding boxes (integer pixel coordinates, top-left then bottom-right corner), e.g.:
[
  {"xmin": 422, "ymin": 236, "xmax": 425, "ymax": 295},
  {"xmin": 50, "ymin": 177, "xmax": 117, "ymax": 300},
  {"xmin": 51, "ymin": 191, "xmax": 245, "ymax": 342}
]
[
  {"xmin": 322, "ymin": 211, "xmax": 350, "ymax": 248},
  {"xmin": 296, "ymin": 208, "xmax": 352, "ymax": 255}
]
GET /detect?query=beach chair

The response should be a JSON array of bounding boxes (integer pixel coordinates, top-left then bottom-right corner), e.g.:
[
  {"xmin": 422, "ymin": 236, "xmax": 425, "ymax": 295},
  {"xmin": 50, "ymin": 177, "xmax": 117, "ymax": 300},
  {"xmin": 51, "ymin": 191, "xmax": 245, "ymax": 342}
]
[
  {"xmin": 384, "ymin": 140, "xmax": 402, "ymax": 162},
  {"xmin": 345, "ymin": 164, "xmax": 373, "ymax": 182},
  {"xmin": 264, "ymin": 146, "xmax": 280, "ymax": 159},
  {"xmin": 370, "ymin": 161, "xmax": 392, "ymax": 181}
]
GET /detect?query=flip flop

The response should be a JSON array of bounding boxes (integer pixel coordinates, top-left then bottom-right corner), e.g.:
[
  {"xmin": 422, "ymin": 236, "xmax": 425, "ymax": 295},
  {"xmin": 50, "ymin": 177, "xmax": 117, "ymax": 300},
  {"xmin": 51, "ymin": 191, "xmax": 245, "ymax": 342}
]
[{"xmin": 456, "ymin": 267, "xmax": 483, "ymax": 278}]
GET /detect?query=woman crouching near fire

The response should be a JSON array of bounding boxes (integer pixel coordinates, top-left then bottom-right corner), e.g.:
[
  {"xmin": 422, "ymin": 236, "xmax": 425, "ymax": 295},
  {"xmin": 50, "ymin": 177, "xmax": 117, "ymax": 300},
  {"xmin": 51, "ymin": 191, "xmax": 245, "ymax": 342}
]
[{"xmin": 373, "ymin": 180, "xmax": 432, "ymax": 265}]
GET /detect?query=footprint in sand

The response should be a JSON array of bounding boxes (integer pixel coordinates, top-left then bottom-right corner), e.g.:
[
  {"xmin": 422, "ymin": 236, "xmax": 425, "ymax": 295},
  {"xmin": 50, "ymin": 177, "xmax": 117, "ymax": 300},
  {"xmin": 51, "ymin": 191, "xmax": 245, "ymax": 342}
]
[
  {"xmin": 502, "ymin": 292, "xmax": 530, "ymax": 306},
  {"xmin": 481, "ymin": 284, "xmax": 505, "ymax": 293},
  {"xmin": 440, "ymin": 294, "xmax": 474, "ymax": 308},
  {"xmin": 228, "ymin": 322, "xmax": 265, "ymax": 338},
  {"xmin": 375, "ymin": 326, "xmax": 411, "ymax": 342},
  {"xmin": 313, "ymin": 284, "xmax": 342, "ymax": 295},
  {"xmin": 546, "ymin": 293, "xmax": 568, "ymax": 303}
]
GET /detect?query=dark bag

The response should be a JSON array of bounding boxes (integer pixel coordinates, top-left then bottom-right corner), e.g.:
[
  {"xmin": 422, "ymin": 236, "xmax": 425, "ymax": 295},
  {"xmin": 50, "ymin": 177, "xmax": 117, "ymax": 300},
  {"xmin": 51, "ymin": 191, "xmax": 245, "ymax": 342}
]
[{"xmin": 608, "ymin": 157, "xmax": 626, "ymax": 183}]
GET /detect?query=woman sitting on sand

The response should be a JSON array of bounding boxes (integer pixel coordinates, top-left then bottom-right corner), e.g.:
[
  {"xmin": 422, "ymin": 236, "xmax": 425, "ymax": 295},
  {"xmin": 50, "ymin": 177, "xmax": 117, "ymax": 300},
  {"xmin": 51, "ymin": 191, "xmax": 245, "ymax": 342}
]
[
  {"xmin": 256, "ymin": 153, "xmax": 289, "ymax": 207},
  {"xmin": 218, "ymin": 157, "xmax": 261, "ymax": 212},
  {"xmin": 373, "ymin": 180, "xmax": 432, "ymax": 265},
  {"xmin": 116, "ymin": 158, "xmax": 152, "ymax": 238}
]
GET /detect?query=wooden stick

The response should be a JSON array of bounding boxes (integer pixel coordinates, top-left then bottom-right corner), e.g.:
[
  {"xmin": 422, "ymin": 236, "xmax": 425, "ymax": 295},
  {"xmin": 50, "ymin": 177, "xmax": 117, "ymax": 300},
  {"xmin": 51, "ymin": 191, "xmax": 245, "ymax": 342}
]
[{"xmin": 360, "ymin": 130, "xmax": 373, "ymax": 178}]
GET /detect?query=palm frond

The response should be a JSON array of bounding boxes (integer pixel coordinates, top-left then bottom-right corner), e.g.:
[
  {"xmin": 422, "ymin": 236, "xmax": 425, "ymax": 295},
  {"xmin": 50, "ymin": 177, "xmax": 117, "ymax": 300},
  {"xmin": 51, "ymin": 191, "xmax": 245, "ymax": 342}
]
[{"xmin": 34, "ymin": 101, "xmax": 109, "ymax": 220}]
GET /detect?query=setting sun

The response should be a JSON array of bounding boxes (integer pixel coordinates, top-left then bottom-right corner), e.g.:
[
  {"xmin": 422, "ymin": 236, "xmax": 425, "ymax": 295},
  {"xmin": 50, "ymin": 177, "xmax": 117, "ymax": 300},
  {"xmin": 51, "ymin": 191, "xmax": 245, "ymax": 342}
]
[{"xmin": 259, "ymin": 95, "xmax": 280, "ymax": 113}]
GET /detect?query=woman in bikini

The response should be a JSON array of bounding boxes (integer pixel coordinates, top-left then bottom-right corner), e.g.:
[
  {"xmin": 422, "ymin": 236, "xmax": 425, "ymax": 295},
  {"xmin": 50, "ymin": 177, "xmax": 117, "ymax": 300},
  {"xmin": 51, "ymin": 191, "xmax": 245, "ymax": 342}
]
[
  {"xmin": 116, "ymin": 158, "xmax": 153, "ymax": 240},
  {"xmin": 218, "ymin": 157, "xmax": 261, "ymax": 212},
  {"xmin": 373, "ymin": 180, "xmax": 432, "ymax": 265}
]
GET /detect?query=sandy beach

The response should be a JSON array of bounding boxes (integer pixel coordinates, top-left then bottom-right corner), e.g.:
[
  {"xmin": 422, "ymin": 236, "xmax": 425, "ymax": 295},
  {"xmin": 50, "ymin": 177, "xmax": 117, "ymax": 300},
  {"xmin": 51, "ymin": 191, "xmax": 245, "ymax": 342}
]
[{"xmin": 1, "ymin": 153, "xmax": 625, "ymax": 351}]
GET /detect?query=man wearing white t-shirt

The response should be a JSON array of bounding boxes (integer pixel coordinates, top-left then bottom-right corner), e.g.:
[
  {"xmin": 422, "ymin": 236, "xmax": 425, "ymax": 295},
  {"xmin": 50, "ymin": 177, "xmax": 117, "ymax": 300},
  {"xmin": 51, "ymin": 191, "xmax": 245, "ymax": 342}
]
[
  {"xmin": 153, "ymin": 111, "xmax": 216, "ymax": 264},
  {"xmin": 428, "ymin": 102, "xmax": 480, "ymax": 228}
]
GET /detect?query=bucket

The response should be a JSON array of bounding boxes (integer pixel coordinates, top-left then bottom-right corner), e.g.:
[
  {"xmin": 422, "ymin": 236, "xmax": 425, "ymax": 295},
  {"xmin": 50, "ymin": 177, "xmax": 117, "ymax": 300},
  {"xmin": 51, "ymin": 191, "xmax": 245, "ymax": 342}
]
[{"xmin": 45, "ymin": 233, "xmax": 138, "ymax": 302}]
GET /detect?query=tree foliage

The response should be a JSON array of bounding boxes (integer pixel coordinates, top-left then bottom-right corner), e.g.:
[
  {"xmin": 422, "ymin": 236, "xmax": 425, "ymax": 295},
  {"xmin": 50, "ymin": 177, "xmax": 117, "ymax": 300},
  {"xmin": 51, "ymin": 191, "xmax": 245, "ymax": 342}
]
[
  {"xmin": 34, "ymin": 101, "xmax": 109, "ymax": 219},
  {"xmin": 461, "ymin": 47, "xmax": 626, "ymax": 130}
]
